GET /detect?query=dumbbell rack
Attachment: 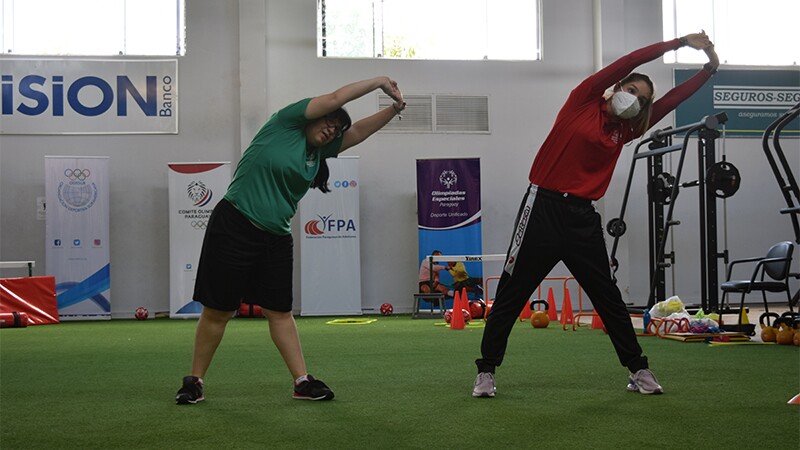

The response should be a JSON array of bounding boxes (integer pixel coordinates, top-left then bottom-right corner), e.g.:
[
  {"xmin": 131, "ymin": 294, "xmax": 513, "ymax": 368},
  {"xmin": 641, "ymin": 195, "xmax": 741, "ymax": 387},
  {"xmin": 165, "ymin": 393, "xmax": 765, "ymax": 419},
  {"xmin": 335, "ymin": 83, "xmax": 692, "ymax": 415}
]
[{"xmin": 609, "ymin": 112, "xmax": 731, "ymax": 311}]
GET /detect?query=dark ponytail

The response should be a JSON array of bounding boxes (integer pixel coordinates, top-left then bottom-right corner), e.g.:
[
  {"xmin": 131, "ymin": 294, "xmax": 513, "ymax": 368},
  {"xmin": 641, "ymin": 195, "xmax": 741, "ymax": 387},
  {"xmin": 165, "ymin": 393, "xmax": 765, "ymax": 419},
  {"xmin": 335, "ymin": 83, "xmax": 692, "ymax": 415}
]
[{"xmin": 311, "ymin": 158, "xmax": 331, "ymax": 193}]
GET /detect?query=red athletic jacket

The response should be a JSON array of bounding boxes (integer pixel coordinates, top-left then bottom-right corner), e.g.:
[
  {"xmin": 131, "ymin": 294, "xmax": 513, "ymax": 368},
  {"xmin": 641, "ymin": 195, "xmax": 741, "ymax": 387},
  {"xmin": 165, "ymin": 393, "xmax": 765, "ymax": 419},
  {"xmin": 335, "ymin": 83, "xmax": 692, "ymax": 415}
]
[{"xmin": 528, "ymin": 39, "xmax": 713, "ymax": 200}]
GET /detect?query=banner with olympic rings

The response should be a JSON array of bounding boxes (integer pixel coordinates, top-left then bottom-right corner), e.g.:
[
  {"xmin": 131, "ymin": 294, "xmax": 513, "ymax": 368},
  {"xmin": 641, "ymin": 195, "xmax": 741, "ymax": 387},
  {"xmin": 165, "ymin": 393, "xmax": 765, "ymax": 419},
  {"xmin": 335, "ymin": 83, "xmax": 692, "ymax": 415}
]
[
  {"xmin": 45, "ymin": 156, "xmax": 111, "ymax": 320},
  {"xmin": 299, "ymin": 156, "xmax": 362, "ymax": 316},
  {"xmin": 168, "ymin": 162, "xmax": 231, "ymax": 318}
]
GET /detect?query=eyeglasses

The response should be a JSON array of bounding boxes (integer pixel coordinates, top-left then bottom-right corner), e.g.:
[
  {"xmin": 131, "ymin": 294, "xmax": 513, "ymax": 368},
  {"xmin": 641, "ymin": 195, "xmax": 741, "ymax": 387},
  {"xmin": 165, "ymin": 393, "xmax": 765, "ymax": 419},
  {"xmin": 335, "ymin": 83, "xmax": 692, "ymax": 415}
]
[{"xmin": 324, "ymin": 117, "xmax": 344, "ymax": 138}]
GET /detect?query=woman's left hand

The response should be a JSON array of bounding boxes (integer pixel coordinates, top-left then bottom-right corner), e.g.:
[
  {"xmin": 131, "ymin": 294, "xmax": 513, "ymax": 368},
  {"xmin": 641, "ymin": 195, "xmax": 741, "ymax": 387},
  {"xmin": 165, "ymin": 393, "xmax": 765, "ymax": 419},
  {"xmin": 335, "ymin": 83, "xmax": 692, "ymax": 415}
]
[{"xmin": 683, "ymin": 30, "xmax": 713, "ymax": 50}]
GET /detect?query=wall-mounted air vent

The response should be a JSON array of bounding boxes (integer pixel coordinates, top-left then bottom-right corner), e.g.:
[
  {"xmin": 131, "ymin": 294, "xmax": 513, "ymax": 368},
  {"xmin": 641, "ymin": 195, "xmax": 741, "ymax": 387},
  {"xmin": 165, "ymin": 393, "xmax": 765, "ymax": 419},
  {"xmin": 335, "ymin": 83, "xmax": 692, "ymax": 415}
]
[{"xmin": 378, "ymin": 94, "xmax": 489, "ymax": 134}]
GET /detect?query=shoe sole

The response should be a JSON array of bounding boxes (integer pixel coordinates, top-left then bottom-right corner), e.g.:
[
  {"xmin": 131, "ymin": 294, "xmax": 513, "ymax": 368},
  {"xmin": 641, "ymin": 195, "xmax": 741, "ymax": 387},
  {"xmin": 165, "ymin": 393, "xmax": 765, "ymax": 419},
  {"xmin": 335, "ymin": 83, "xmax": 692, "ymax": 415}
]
[
  {"xmin": 627, "ymin": 384, "xmax": 663, "ymax": 395},
  {"xmin": 176, "ymin": 395, "xmax": 205, "ymax": 405},
  {"xmin": 293, "ymin": 393, "xmax": 334, "ymax": 401},
  {"xmin": 637, "ymin": 388, "xmax": 663, "ymax": 395},
  {"xmin": 472, "ymin": 391, "xmax": 495, "ymax": 398}
]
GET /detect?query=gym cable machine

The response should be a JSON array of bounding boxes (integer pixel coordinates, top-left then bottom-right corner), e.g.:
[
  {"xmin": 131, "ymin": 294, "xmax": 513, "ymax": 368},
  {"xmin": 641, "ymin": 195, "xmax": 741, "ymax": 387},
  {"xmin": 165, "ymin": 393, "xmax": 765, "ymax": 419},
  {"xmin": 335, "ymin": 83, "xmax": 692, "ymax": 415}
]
[
  {"xmin": 607, "ymin": 111, "xmax": 741, "ymax": 312},
  {"xmin": 760, "ymin": 101, "xmax": 800, "ymax": 310}
]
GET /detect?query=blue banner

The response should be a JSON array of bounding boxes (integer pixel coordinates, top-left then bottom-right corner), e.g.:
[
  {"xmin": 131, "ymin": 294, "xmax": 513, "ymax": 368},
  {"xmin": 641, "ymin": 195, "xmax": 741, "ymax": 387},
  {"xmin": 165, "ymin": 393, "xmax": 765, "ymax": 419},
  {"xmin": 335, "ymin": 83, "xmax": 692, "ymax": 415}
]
[{"xmin": 416, "ymin": 158, "xmax": 482, "ymax": 307}]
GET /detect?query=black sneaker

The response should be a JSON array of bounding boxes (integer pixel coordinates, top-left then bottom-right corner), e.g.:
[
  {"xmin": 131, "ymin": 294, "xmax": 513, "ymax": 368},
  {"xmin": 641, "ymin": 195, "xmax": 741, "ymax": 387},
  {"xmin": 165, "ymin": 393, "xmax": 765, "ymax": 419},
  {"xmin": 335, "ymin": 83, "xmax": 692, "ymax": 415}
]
[
  {"xmin": 293, "ymin": 375, "xmax": 334, "ymax": 401},
  {"xmin": 176, "ymin": 376, "xmax": 205, "ymax": 404}
]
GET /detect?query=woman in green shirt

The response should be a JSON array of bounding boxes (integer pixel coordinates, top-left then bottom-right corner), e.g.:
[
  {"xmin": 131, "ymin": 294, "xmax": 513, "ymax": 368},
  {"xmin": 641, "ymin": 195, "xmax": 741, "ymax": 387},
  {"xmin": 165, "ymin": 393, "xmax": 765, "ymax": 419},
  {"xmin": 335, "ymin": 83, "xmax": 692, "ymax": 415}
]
[{"xmin": 176, "ymin": 77, "xmax": 405, "ymax": 404}]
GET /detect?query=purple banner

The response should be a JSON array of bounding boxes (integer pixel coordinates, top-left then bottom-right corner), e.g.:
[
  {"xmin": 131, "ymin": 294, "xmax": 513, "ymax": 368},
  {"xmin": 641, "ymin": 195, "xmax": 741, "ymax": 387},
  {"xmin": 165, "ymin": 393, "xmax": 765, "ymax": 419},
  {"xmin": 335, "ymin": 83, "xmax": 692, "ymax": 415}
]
[
  {"xmin": 416, "ymin": 158, "xmax": 481, "ymax": 230},
  {"xmin": 417, "ymin": 158, "xmax": 482, "ymax": 306}
]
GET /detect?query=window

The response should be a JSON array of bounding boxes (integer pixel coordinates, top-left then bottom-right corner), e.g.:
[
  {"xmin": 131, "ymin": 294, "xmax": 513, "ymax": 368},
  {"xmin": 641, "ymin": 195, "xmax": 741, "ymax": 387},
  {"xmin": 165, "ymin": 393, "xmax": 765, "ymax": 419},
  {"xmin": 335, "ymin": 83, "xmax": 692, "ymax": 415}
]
[
  {"xmin": 663, "ymin": 0, "xmax": 799, "ymax": 66},
  {"xmin": 1, "ymin": 0, "xmax": 185, "ymax": 56},
  {"xmin": 318, "ymin": 0, "xmax": 541, "ymax": 61}
]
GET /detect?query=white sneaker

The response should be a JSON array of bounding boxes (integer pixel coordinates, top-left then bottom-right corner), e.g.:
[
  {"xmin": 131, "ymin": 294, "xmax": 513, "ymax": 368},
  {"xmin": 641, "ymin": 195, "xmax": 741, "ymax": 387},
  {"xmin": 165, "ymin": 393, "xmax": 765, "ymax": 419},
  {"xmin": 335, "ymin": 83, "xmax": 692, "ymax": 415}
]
[
  {"xmin": 628, "ymin": 368, "xmax": 664, "ymax": 395},
  {"xmin": 472, "ymin": 372, "xmax": 496, "ymax": 398}
]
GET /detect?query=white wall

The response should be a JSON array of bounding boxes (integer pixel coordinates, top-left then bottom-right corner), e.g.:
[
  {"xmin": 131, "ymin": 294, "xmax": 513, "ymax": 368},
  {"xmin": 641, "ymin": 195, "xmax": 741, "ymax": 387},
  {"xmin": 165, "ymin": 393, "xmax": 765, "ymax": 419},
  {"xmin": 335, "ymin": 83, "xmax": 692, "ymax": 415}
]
[{"xmin": 1, "ymin": 0, "xmax": 797, "ymax": 317}]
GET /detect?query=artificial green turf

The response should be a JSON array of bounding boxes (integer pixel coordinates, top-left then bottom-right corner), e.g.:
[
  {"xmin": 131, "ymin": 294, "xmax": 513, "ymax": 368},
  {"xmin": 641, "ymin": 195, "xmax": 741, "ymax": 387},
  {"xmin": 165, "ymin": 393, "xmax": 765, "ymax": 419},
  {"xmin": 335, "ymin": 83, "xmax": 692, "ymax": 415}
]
[{"xmin": 1, "ymin": 316, "xmax": 798, "ymax": 449}]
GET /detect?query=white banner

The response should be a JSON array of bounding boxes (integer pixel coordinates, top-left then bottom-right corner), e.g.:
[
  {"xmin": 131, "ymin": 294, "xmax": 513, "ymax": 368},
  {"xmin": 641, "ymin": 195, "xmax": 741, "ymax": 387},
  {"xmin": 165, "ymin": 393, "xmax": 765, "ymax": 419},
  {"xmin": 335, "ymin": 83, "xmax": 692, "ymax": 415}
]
[
  {"xmin": 1, "ymin": 58, "xmax": 177, "ymax": 134},
  {"xmin": 300, "ymin": 157, "xmax": 362, "ymax": 316},
  {"xmin": 168, "ymin": 163, "xmax": 231, "ymax": 318},
  {"xmin": 45, "ymin": 156, "xmax": 110, "ymax": 320}
]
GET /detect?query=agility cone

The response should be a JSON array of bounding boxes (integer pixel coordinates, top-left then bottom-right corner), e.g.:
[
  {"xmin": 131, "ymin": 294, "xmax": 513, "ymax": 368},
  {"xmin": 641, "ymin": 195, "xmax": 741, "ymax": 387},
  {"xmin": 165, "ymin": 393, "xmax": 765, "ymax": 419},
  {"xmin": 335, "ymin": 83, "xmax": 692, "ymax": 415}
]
[
  {"xmin": 788, "ymin": 393, "xmax": 800, "ymax": 405},
  {"xmin": 519, "ymin": 299, "xmax": 533, "ymax": 321},
  {"xmin": 559, "ymin": 288, "xmax": 574, "ymax": 326},
  {"xmin": 591, "ymin": 309, "xmax": 604, "ymax": 329},
  {"xmin": 546, "ymin": 288, "xmax": 558, "ymax": 321},
  {"xmin": 450, "ymin": 290, "xmax": 465, "ymax": 330},
  {"xmin": 739, "ymin": 309, "xmax": 750, "ymax": 325}
]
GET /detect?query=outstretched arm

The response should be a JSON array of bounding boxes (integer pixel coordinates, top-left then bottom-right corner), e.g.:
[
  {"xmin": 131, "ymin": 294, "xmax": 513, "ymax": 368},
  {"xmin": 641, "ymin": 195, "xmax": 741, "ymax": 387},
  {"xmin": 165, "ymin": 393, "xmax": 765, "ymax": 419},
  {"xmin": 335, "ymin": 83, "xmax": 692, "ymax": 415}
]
[
  {"xmin": 305, "ymin": 76, "xmax": 403, "ymax": 119},
  {"xmin": 339, "ymin": 99, "xmax": 406, "ymax": 152},
  {"xmin": 649, "ymin": 43, "xmax": 719, "ymax": 126},
  {"xmin": 571, "ymin": 31, "xmax": 714, "ymax": 102}
]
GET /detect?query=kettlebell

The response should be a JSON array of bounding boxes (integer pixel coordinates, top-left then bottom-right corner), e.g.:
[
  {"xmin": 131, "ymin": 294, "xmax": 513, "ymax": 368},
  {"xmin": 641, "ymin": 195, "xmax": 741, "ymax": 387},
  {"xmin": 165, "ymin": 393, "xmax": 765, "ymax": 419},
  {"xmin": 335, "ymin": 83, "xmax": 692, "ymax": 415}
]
[
  {"xmin": 761, "ymin": 325, "xmax": 777, "ymax": 342},
  {"xmin": 776, "ymin": 322, "xmax": 795, "ymax": 345},
  {"xmin": 530, "ymin": 299, "xmax": 550, "ymax": 328},
  {"xmin": 759, "ymin": 313, "xmax": 779, "ymax": 342}
]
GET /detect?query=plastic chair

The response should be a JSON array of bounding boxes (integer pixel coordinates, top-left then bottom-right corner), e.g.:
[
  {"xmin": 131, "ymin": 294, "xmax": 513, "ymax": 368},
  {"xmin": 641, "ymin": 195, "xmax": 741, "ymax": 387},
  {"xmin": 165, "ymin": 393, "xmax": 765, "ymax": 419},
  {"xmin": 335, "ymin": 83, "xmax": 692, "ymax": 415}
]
[{"xmin": 720, "ymin": 241, "xmax": 795, "ymax": 327}]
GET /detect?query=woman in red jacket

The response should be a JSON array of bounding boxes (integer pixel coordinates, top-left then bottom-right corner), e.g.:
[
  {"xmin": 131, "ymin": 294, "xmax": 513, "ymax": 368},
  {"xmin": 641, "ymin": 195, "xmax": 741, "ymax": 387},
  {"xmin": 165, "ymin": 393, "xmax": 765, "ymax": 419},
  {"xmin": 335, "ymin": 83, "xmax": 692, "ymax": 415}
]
[{"xmin": 473, "ymin": 32, "xmax": 719, "ymax": 398}]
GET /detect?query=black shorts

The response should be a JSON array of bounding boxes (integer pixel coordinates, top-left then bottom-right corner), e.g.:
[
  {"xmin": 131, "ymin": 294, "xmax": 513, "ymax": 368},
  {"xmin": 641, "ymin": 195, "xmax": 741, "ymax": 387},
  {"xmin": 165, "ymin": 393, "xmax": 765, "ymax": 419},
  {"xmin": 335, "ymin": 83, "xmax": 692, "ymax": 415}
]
[{"xmin": 193, "ymin": 198, "xmax": 294, "ymax": 312}]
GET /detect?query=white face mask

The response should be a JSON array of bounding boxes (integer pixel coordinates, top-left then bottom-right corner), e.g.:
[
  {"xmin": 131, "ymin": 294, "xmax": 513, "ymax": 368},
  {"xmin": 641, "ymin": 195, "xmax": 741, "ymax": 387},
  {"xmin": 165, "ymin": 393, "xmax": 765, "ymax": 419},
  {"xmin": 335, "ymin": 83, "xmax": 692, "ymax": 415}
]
[{"xmin": 610, "ymin": 91, "xmax": 641, "ymax": 119}]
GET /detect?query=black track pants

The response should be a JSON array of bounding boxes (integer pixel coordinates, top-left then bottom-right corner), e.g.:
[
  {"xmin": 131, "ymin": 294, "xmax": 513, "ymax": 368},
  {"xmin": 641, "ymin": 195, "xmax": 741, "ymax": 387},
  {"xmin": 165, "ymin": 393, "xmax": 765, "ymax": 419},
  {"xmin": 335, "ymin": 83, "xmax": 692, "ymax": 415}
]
[{"xmin": 476, "ymin": 185, "xmax": 648, "ymax": 373}]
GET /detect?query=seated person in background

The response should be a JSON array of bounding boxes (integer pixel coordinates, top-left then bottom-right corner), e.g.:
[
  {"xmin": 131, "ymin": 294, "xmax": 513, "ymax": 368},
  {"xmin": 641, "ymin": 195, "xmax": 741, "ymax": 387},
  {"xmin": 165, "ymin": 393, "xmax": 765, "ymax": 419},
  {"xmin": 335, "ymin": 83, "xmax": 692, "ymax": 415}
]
[
  {"xmin": 447, "ymin": 261, "xmax": 483, "ymax": 294},
  {"xmin": 418, "ymin": 250, "xmax": 454, "ymax": 298}
]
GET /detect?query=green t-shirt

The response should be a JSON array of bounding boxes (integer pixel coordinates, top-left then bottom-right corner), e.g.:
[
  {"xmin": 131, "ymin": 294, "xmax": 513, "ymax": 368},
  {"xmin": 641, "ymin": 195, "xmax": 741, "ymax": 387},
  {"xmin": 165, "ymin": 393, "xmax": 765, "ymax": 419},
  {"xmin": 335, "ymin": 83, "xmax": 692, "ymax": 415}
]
[{"xmin": 224, "ymin": 98, "xmax": 342, "ymax": 234}]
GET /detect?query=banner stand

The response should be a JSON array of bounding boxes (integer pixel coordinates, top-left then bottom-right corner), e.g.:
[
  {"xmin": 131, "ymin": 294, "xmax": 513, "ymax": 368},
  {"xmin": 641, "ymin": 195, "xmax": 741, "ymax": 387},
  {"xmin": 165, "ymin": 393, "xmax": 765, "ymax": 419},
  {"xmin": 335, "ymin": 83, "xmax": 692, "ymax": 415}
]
[
  {"xmin": 300, "ymin": 157, "xmax": 362, "ymax": 316},
  {"xmin": 45, "ymin": 156, "xmax": 111, "ymax": 320},
  {"xmin": 168, "ymin": 162, "xmax": 230, "ymax": 319}
]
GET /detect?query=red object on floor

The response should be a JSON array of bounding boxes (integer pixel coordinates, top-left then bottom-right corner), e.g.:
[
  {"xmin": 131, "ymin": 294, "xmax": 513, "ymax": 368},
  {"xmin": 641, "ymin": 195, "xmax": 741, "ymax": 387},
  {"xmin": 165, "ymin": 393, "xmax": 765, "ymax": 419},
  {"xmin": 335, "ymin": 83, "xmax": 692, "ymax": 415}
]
[
  {"xmin": 0, "ymin": 276, "xmax": 59, "ymax": 326},
  {"xmin": 0, "ymin": 312, "xmax": 29, "ymax": 328},
  {"xmin": 559, "ymin": 287, "xmax": 574, "ymax": 326},
  {"xmin": 237, "ymin": 302, "xmax": 263, "ymax": 318},
  {"xmin": 546, "ymin": 288, "xmax": 558, "ymax": 321}
]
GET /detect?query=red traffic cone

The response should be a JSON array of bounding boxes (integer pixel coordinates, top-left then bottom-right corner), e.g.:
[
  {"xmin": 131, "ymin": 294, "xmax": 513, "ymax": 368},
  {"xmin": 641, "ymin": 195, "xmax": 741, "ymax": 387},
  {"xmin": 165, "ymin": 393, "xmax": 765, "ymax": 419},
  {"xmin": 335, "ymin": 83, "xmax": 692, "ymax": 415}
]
[
  {"xmin": 591, "ymin": 309, "xmax": 604, "ymax": 329},
  {"xmin": 450, "ymin": 290, "xmax": 465, "ymax": 330},
  {"xmin": 519, "ymin": 298, "xmax": 533, "ymax": 321},
  {"xmin": 546, "ymin": 287, "xmax": 558, "ymax": 321},
  {"xmin": 559, "ymin": 287, "xmax": 574, "ymax": 326}
]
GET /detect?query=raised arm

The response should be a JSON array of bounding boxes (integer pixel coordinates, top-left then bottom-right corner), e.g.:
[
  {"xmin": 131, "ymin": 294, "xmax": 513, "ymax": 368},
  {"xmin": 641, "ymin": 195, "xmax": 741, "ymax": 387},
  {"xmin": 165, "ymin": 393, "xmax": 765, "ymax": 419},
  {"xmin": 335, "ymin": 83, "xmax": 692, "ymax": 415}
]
[
  {"xmin": 649, "ymin": 43, "xmax": 719, "ymax": 126},
  {"xmin": 305, "ymin": 76, "xmax": 403, "ymax": 119},
  {"xmin": 339, "ymin": 100, "xmax": 406, "ymax": 152},
  {"xmin": 572, "ymin": 32, "xmax": 714, "ymax": 102}
]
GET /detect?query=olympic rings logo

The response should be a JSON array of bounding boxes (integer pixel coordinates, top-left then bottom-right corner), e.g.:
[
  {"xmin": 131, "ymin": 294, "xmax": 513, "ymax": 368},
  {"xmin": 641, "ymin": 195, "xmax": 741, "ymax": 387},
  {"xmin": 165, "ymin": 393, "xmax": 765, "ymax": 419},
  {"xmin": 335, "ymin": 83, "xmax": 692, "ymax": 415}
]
[
  {"xmin": 191, "ymin": 220, "xmax": 207, "ymax": 230},
  {"xmin": 64, "ymin": 168, "xmax": 91, "ymax": 181}
]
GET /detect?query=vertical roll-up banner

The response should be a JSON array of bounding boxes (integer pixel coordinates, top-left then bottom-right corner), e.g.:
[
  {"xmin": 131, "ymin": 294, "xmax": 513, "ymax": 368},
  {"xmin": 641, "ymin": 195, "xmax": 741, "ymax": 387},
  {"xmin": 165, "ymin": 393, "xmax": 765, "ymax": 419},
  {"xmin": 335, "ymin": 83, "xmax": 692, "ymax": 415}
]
[
  {"xmin": 45, "ymin": 156, "xmax": 110, "ymax": 320},
  {"xmin": 300, "ymin": 156, "xmax": 361, "ymax": 316},
  {"xmin": 168, "ymin": 163, "xmax": 231, "ymax": 318},
  {"xmin": 416, "ymin": 158, "xmax": 482, "ymax": 309}
]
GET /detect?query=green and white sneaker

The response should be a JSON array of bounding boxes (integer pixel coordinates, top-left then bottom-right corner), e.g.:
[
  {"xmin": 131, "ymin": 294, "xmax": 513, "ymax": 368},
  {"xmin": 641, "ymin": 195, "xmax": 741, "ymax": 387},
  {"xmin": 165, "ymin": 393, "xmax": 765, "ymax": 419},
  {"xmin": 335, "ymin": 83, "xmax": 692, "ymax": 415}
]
[
  {"xmin": 627, "ymin": 368, "xmax": 663, "ymax": 395},
  {"xmin": 472, "ymin": 372, "xmax": 496, "ymax": 398}
]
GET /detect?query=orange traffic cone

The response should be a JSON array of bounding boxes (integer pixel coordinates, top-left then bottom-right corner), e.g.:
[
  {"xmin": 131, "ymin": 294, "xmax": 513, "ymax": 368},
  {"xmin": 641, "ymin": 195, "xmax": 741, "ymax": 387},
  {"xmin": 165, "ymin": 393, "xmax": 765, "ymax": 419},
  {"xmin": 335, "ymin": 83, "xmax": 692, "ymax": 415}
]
[
  {"xmin": 519, "ymin": 298, "xmax": 533, "ymax": 321},
  {"xmin": 546, "ymin": 287, "xmax": 558, "ymax": 321},
  {"xmin": 559, "ymin": 287, "xmax": 574, "ymax": 326},
  {"xmin": 450, "ymin": 290, "xmax": 465, "ymax": 330},
  {"xmin": 788, "ymin": 393, "xmax": 800, "ymax": 405},
  {"xmin": 591, "ymin": 309, "xmax": 604, "ymax": 329},
  {"xmin": 461, "ymin": 288, "xmax": 471, "ymax": 321}
]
